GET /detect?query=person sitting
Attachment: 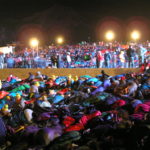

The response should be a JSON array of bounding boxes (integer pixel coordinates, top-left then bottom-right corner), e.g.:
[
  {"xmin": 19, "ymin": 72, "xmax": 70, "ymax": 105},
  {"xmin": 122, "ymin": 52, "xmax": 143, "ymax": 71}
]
[
  {"xmin": 35, "ymin": 71, "xmax": 43, "ymax": 81},
  {"xmin": 27, "ymin": 72, "xmax": 35, "ymax": 82}
]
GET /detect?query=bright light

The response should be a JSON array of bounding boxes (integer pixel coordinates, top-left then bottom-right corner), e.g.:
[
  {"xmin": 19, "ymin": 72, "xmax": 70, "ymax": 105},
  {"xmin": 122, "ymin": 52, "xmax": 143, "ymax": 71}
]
[
  {"xmin": 30, "ymin": 38, "xmax": 39, "ymax": 47},
  {"xmin": 56, "ymin": 37, "xmax": 64, "ymax": 44},
  {"xmin": 131, "ymin": 31, "xmax": 140, "ymax": 41},
  {"xmin": 105, "ymin": 31, "xmax": 115, "ymax": 41}
]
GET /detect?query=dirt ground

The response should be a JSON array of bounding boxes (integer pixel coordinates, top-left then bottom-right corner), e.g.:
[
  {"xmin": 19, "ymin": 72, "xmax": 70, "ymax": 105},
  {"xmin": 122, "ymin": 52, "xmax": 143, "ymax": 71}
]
[{"xmin": 0, "ymin": 68, "xmax": 140, "ymax": 80}]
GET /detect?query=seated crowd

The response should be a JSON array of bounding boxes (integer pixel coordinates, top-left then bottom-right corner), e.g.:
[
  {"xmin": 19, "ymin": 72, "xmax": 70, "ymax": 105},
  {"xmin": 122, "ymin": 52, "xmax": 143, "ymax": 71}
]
[{"xmin": 0, "ymin": 68, "xmax": 149, "ymax": 149}]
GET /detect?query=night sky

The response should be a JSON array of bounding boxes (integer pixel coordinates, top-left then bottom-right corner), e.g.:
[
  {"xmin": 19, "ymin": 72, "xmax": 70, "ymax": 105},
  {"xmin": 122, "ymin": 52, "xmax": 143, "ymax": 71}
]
[
  {"xmin": 0, "ymin": 0, "xmax": 150, "ymax": 44},
  {"xmin": 0, "ymin": 0, "xmax": 149, "ymax": 18}
]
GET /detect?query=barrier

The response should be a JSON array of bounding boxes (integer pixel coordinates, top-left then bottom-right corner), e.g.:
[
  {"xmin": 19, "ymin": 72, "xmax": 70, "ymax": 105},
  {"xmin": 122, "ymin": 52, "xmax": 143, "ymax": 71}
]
[{"xmin": 0, "ymin": 68, "xmax": 140, "ymax": 80}]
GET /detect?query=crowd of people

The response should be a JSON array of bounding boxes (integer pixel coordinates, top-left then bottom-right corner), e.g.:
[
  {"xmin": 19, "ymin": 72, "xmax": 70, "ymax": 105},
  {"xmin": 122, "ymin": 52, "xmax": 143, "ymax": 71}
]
[
  {"xmin": 0, "ymin": 67, "xmax": 149, "ymax": 149},
  {"xmin": 0, "ymin": 41, "xmax": 149, "ymax": 69}
]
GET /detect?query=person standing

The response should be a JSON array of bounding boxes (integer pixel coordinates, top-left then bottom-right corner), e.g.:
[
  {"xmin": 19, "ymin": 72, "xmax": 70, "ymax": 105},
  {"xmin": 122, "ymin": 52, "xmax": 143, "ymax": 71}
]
[
  {"xmin": 138, "ymin": 45, "xmax": 147, "ymax": 65},
  {"xmin": 51, "ymin": 54, "xmax": 57, "ymax": 68},
  {"xmin": 0, "ymin": 54, "xmax": 4, "ymax": 69},
  {"xmin": 119, "ymin": 51, "xmax": 125, "ymax": 68},
  {"xmin": 97, "ymin": 51, "xmax": 104, "ymax": 68},
  {"xmin": 27, "ymin": 56, "xmax": 32, "ymax": 68},
  {"xmin": 112, "ymin": 51, "xmax": 117, "ymax": 68},
  {"xmin": 126, "ymin": 46, "xmax": 135, "ymax": 68},
  {"xmin": 104, "ymin": 51, "xmax": 111, "ymax": 68},
  {"xmin": 124, "ymin": 51, "xmax": 128, "ymax": 68},
  {"xmin": 57, "ymin": 53, "xmax": 63, "ymax": 68},
  {"xmin": 6, "ymin": 56, "xmax": 14, "ymax": 68},
  {"xmin": 66, "ymin": 52, "xmax": 71, "ymax": 68}
]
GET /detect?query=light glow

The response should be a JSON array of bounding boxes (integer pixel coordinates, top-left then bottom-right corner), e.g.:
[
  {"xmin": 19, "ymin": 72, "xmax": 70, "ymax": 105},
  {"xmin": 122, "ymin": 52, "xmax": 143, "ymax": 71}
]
[
  {"xmin": 30, "ymin": 38, "xmax": 39, "ymax": 47},
  {"xmin": 56, "ymin": 37, "xmax": 64, "ymax": 44},
  {"xmin": 131, "ymin": 30, "xmax": 140, "ymax": 41},
  {"xmin": 105, "ymin": 31, "xmax": 115, "ymax": 41}
]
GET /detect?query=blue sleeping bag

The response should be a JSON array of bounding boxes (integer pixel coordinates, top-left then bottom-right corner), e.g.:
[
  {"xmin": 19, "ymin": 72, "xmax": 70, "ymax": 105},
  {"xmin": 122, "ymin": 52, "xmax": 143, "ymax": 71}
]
[
  {"xmin": 86, "ymin": 78, "xmax": 99, "ymax": 83},
  {"xmin": 52, "ymin": 95, "xmax": 64, "ymax": 104},
  {"xmin": 0, "ymin": 100, "xmax": 6, "ymax": 109},
  {"xmin": 141, "ymin": 83, "xmax": 150, "ymax": 90},
  {"xmin": 96, "ymin": 75, "xmax": 102, "ymax": 78},
  {"xmin": 80, "ymin": 75, "xmax": 91, "ymax": 79},
  {"xmin": 9, "ymin": 78, "xmax": 17, "ymax": 84},
  {"xmin": 9, "ymin": 91, "xmax": 22, "ymax": 97},
  {"xmin": 94, "ymin": 81, "xmax": 103, "ymax": 87},
  {"xmin": 55, "ymin": 77, "xmax": 67, "ymax": 85}
]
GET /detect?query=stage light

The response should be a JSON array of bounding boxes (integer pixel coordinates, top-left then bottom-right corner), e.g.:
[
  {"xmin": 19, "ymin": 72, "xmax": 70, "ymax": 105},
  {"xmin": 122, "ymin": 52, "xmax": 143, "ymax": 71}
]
[
  {"xmin": 105, "ymin": 31, "xmax": 115, "ymax": 41},
  {"xmin": 56, "ymin": 37, "xmax": 64, "ymax": 44},
  {"xmin": 30, "ymin": 38, "xmax": 39, "ymax": 47},
  {"xmin": 30, "ymin": 38, "xmax": 39, "ymax": 56},
  {"xmin": 131, "ymin": 30, "xmax": 140, "ymax": 41}
]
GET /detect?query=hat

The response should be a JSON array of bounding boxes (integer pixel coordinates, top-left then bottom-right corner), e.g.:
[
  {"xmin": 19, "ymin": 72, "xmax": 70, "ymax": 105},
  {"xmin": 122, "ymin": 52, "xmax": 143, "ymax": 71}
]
[
  {"xmin": 3, "ymin": 104, "xmax": 8, "ymax": 109},
  {"xmin": 24, "ymin": 109, "xmax": 33, "ymax": 123},
  {"xmin": 16, "ymin": 93, "xmax": 21, "ymax": 99},
  {"xmin": 6, "ymin": 96, "xmax": 11, "ymax": 100},
  {"xmin": 34, "ymin": 81, "xmax": 40, "ymax": 86}
]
